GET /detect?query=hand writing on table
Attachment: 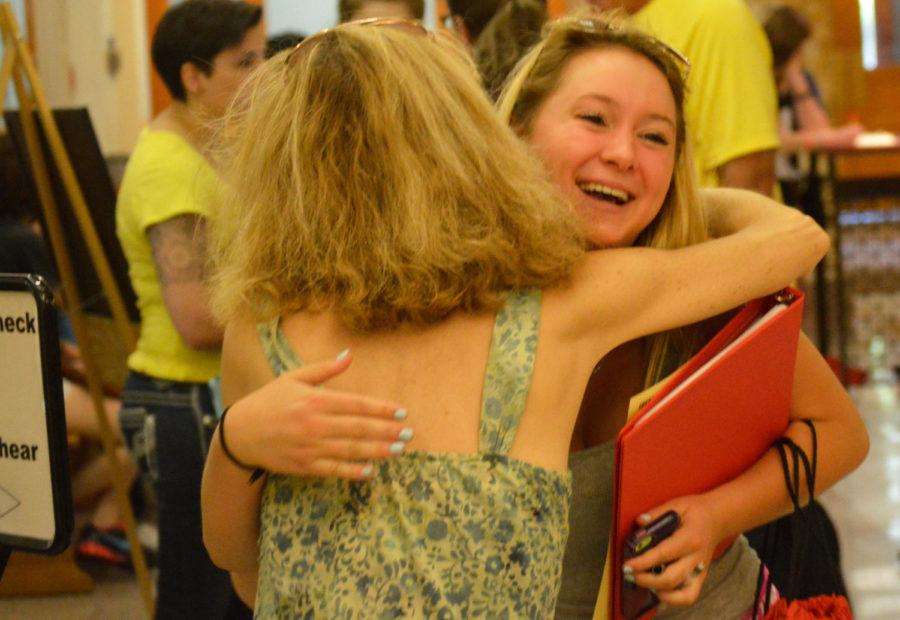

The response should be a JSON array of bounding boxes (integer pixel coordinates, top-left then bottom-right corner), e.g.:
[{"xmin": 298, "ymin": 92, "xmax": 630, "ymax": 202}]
[
  {"xmin": 222, "ymin": 351, "xmax": 412, "ymax": 480},
  {"xmin": 622, "ymin": 494, "xmax": 722, "ymax": 607}
]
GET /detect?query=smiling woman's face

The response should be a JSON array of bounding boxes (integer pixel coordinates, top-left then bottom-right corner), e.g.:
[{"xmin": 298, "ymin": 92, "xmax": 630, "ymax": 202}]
[{"xmin": 527, "ymin": 46, "xmax": 677, "ymax": 248}]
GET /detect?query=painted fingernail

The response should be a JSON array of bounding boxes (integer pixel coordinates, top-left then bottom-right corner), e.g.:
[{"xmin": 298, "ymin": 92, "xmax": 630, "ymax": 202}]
[
  {"xmin": 398, "ymin": 428, "xmax": 414, "ymax": 441},
  {"xmin": 336, "ymin": 348, "xmax": 350, "ymax": 361},
  {"xmin": 623, "ymin": 572, "xmax": 635, "ymax": 584},
  {"xmin": 639, "ymin": 513, "xmax": 653, "ymax": 524},
  {"xmin": 394, "ymin": 408, "xmax": 408, "ymax": 421},
  {"xmin": 622, "ymin": 565, "xmax": 633, "ymax": 576},
  {"xmin": 361, "ymin": 464, "xmax": 374, "ymax": 478},
  {"xmin": 390, "ymin": 441, "xmax": 405, "ymax": 455}
]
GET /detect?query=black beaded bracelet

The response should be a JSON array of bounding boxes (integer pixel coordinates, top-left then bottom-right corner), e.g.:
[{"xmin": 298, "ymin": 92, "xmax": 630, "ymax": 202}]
[{"xmin": 219, "ymin": 406, "xmax": 267, "ymax": 484}]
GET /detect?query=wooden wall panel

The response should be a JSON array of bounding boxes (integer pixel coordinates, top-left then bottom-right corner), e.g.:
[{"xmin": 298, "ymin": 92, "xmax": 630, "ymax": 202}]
[
  {"xmin": 146, "ymin": 0, "xmax": 169, "ymax": 116},
  {"xmin": 860, "ymin": 67, "xmax": 900, "ymax": 132},
  {"xmin": 831, "ymin": 0, "xmax": 860, "ymax": 47}
]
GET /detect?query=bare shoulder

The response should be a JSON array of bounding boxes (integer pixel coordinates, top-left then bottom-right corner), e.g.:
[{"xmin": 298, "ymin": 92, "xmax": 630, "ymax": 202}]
[{"xmin": 221, "ymin": 317, "xmax": 276, "ymax": 403}]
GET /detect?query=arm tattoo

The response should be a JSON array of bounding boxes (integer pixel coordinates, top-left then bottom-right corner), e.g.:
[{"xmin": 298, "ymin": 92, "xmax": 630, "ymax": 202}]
[{"xmin": 148, "ymin": 214, "xmax": 209, "ymax": 287}]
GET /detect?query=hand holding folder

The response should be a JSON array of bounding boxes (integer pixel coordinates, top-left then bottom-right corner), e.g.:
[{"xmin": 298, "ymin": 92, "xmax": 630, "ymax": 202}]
[{"xmin": 605, "ymin": 289, "xmax": 805, "ymax": 620}]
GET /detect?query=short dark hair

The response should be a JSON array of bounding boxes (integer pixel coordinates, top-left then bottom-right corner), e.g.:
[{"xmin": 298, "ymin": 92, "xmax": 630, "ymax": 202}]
[
  {"xmin": 151, "ymin": 0, "xmax": 262, "ymax": 101},
  {"xmin": 266, "ymin": 32, "xmax": 306, "ymax": 59},
  {"xmin": 448, "ymin": 0, "xmax": 546, "ymax": 41},
  {"xmin": 338, "ymin": 0, "xmax": 424, "ymax": 23},
  {"xmin": 764, "ymin": 5, "xmax": 812, "ymax": 70}
]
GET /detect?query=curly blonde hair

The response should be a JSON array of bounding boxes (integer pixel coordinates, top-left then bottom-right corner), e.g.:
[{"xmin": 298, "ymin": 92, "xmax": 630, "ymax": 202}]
[
  {"xmin": 498, "ymin": 11, "xmax": 711, "ymax": 383},
  {"xmin": 210, "ymin": 23, "xmax": 584, "ymax": 331}
]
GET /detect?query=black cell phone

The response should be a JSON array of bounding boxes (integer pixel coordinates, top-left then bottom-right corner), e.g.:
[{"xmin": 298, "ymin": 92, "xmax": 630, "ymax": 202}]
[
  {"xmin": 0, "ymin": 273, "xmax": 72, "ymax": 554},
  {"xmin": 621, "ymin": 510, "xmax": 680, "ymax": 619}
]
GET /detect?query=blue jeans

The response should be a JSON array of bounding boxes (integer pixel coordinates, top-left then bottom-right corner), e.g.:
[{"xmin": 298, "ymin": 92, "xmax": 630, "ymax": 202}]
[{"xmin": 120, "ymin": 371, "xmax": 237, "ymax": 619}]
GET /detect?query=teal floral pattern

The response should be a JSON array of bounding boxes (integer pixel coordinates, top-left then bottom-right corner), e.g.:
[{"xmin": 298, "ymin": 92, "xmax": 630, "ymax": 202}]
[
  {"xmin": 480, "ymin": 289, "xmax": 540, "ymax": 454},
  {"xmin": 255, "ymin": 290, "xmax": 572, "ymax": 619}
]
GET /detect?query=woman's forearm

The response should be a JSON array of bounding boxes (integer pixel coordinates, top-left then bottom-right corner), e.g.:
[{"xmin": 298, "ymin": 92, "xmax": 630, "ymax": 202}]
[
  {"xmin": 702, "ymin": 334, "xmax": 868, "ymax": 544},
  {"xmin": 201, "ymin": 425, "xmax": 264, "ymax": 573},
  {"xmin": 779, "ymin": 125, "xmax": 862, "ymax": 153},
  {"xmin": 703, "ymin": 420, "xmax": 860, "ymax": 544},
  {"xmin": 574, "ymin": 205, "xmax": 827, "ymax": 352},
  {"xmin": 701, "ymin": 187, "xmax": 795, "ymax": 237}
]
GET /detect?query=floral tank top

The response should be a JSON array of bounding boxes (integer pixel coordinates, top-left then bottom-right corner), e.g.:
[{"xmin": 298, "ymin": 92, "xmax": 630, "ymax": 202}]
[{"xmin": 253, "ymin": 290, "xmax": 573, "ymax": 619}]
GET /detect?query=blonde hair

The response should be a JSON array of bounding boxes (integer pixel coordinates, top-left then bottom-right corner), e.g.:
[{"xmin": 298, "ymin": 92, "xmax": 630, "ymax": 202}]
[
  {"xmin": 498, "ymin": 11, "xmax": 710, "ymax": 384},
  {"xmin": 210, "ymin": 24, "xmax": 584, "ymax": 331}
]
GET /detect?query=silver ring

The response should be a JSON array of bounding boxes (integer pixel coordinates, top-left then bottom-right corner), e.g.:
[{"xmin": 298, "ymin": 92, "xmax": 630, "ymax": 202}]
[{"xmin": 691, "ymin": 562, "xmax": 705, "ymax": 576}]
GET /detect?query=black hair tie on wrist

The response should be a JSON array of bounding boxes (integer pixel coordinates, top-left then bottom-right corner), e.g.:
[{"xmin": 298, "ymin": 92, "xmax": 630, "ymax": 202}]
[{"xmin": 219, "ymin": 406, "xmax": 267, "ymax": 484}]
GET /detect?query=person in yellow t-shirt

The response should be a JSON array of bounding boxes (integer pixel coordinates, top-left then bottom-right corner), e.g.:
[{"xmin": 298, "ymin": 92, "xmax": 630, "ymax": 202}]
[
  {"xmin": 115, "ymin": 2, "xmax": 265, "ymax": 617},
  {"xmin": 587, "ymin": 0, "xmax": 780, "ymax": 194}
]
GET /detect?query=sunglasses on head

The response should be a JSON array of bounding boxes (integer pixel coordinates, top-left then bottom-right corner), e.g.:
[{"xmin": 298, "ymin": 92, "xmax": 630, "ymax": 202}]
[
  {"xmin": 284, "ymin": 17, "xmax": 433, "ymax": 69},
  {"xmin": 565, "ymin": 17, "xmax": 691, "ymax": 80}
]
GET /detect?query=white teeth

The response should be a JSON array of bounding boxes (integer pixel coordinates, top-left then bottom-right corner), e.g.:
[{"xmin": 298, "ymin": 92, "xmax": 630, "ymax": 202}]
[{"xmin": 578, "ymin": 182, "xmax": 631, "ymax": 203}]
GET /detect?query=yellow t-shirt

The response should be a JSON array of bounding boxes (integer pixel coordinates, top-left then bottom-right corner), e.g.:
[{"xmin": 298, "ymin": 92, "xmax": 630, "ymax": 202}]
[
  {"xmin": 116, "ymin": 128, "xmax": 221, "ymax": 382},
  {"xmin": 632, "ymin": 0, "xmax": 779, "ymax": 187}
]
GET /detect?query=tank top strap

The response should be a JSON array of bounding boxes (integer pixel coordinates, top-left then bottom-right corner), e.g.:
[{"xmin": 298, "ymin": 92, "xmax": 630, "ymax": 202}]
[
  {"xmin": 479, "ymin": 288, "xmax": 542, "ymax": 455},
  {"xmin": 256, "ymin": 319, "xmax": 304, "ymax": 376}
]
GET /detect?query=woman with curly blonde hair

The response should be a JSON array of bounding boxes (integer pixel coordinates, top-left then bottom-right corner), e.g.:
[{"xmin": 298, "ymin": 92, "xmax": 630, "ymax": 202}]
[{"xmin": 201, "ymin": 19, "xmax": 827, "ymax": 617}]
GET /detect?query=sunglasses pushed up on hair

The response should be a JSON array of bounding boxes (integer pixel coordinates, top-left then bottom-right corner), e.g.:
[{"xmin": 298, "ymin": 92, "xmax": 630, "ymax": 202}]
[
  {"xmin": 284, "ymin": 17, "xmax": 434, "ymax": 69},
  {"xmin": 563, "ymin": 16, "xmax": 691, "ymax": 80}
]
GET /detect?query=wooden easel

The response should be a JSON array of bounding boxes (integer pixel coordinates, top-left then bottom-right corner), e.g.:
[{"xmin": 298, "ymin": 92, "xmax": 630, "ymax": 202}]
[{"xmin": 0, "ymin": 3, "xmax": 153, "ymax": 616}]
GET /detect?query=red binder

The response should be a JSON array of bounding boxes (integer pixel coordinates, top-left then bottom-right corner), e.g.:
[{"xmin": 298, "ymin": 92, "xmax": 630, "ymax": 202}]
[{"xmin": 609, "ymin": 288, "xmax": 805, "ymax": 619}]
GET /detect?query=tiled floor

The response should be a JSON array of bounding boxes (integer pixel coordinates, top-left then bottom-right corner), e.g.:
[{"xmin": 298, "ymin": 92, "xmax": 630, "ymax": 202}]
[
  {"xmin": 0, "ymin": 564, "xmax": 144, "ymax": 618},
  {"xmin": 821, "ymin": 380, "xmax": 900, "ymax": 619},
  {"xmin": 0, "ymin": 381, "xmax": 898, "ymax": 619}
]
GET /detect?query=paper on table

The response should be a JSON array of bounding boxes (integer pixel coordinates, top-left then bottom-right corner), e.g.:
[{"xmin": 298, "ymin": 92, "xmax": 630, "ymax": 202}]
[{"xmin": 854, "ymin": 131, "xmax": 899, "ymax": 149}]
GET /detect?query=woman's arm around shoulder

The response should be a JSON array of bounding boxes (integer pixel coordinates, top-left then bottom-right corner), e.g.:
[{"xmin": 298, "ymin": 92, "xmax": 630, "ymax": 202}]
[
  {"xmin": 201, "ymin": 317, "xmax": 278, "ymax": 575},
  {"xmin": 700, "ymin": 186, "xmax": 820, "ymax": 238},
  {"xmin": 555, "ymin": 196, "xmax": 829, "ymax": 353}
]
